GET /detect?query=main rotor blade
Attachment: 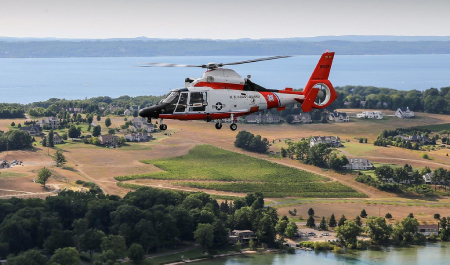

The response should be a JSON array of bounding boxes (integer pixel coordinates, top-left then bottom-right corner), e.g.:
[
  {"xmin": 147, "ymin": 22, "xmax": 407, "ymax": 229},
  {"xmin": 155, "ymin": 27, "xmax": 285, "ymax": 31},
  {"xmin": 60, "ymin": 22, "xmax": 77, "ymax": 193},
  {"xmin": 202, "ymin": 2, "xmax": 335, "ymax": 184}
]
[
  {"xmin": 222, "ymin": 55, "xmax": 292, "ymax": 66},
  {"xmin": 139, "ymin": 63, "xmax": 205, "ymax": 68}
]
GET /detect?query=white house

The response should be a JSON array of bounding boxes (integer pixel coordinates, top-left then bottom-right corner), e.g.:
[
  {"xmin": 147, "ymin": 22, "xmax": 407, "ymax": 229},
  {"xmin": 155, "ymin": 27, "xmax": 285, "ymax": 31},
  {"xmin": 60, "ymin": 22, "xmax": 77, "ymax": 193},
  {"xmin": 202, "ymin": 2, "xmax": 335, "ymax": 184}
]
[
  {"xmin": 124, "ymin": 132, "xmax": 152, "ymax": 142},
  {"xmin": 422, "ymin": 172, "xmax": 433, "ymax": 184},
  {"xmin": 418, "ymin": 224, "xmax": 439, "ymax": 236},
  {"xmin": 344, "ymin": 158, "xmax": 374, "ymax": 170},
  {"xmin": 131, "ymin": 117, "xmax": 156, "ymax": 133},
  {"xmin": 356, "ymin": 111, "xmax": 383, "ymax": 119},
  {"xmin": 396, "ymin": 107, "xmax": 415, "ymax": 118},
  {"xmin": 328, "ymin": 111, "xmax": 350, "ymax": 122},
  {"xmin": 291, "ymin": 113, "xmax": 312, "ymax": 124},
  {"xmin": 310, "ymin": 136, "xmax": 342, "ymax": 147},
  {"xmin": 37, "ymin": 117, "xmax": 60, "ymax": 129},
  {"xmin": 245, "ymin": 113, "xmax": 281, "ymax": 124}
]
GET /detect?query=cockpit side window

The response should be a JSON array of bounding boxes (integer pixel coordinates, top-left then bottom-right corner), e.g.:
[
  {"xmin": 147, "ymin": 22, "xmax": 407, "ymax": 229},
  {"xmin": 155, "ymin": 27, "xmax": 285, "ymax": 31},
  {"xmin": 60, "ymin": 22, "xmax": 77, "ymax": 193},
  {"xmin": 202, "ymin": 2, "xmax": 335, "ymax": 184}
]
[{"xmin": 162, "ymin": 92, "xmax": 180, "ymax": 104}]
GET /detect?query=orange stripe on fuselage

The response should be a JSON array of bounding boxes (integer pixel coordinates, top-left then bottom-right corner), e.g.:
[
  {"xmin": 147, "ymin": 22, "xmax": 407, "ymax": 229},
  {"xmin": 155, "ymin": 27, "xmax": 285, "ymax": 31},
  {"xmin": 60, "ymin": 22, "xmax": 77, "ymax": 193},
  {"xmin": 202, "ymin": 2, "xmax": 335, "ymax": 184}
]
[
  {"xmin": 194, "ymin": 82, "xmax": 244, "ymax": 90},
  {"xmin": 259, "ymin": 92, "xmax": 279, "ymax": 109}
]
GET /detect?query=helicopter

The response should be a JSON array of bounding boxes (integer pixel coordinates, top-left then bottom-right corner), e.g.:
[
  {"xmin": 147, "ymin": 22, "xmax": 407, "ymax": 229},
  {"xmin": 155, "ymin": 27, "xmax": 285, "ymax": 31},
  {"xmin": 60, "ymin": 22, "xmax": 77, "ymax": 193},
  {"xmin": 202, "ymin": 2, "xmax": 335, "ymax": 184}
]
[{"xmin": 138, "ymin": 51, "xmax": 337, "ymax": 131}]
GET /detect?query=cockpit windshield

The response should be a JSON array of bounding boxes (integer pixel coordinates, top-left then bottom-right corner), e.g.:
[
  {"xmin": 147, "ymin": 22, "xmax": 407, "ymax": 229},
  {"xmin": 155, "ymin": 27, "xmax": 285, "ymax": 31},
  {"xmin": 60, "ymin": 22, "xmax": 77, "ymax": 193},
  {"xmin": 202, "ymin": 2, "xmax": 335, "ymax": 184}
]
[{"xmin": 161, "ymin": 92, "xmax": 180, "ymax": 104}]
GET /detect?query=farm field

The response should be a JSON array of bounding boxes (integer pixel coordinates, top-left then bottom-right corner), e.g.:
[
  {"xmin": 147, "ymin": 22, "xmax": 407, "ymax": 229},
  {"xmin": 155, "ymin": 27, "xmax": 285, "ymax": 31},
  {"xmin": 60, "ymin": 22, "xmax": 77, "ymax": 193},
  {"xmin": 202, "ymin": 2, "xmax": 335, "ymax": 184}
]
[
  {"xmin": 2, "ymin": 110, "xmax": 450, "ymax": 221},
  {"xmin": 115, "ymin": 145, "xmax": 366, "ymax": 198}
]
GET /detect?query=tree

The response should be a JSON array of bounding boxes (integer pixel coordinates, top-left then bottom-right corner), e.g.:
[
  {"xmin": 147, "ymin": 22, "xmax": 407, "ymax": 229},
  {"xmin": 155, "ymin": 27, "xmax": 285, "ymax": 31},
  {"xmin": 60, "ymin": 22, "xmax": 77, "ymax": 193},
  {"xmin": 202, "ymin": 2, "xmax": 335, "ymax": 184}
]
[
  {"xmin": 37, "ymin": 167, "xmax": 52, "ymax": 187},
  {"xmin": 10, "ymin": 122, "xmax": 15, "ymax": 126},
  {"xmin": 338, "ymin": 214, "xmax": 347, "ymax": 226},
  {"xmin": 68, "ymin": 125, "xmax": 81, "ymax": 139},
  {"xmin": 128, "ymin": 243, "xmax": 145, "ymax": 263},
  {"xmin": 53, "ymin": 149, "xmax": 67, "ymax": 167},
  {"xmin": 280, "ymin": 147, "xmax": 287, "ymax": 158},
  {"xmin": 194, "ymin": 223, "xmax": 214, "ymax": 253},
  {"xmin": 375, "ymin": 165, "xmax": 394, "ymax": 183},
  {"xmin": 319, "ymin": 217, "xmax": 328, "ymax": 230},
  {"xmin": 276, "ymin": 217, "xmax": 288, "ymax": 235},
  {"xmin": 108, "ymin": 128, "xmax": 115, "ymax": 135},
  {"xmin": 100, "ymin": 235, "xmax": 127, "ymax": 262},
  {"xmin": 44, "ymin": 229, "xmax": 74, "ymax": 254},
  {"xmin": 285, "ymin": 221, "xmax": 298, "ymax": 237},
  {"xmin": 96, "ymin": 114, "xmax": 101, "ymax": 121},
  {"xmin": 434, "ymin": 213, "xmax": 441, "ymax": 220},
  {"xmin": 105, "ymin": 117, "xmax": 112, "ymax": 127},
  {"xmin": 335, "ymin": 220, "xmax": 363, "ymax": 247},
  {"xmin": 48, "ymin": 247, "xmax": 80, "ymax": 265},
  {"xmin": 133, "ymin": 110, "xmax": 139, "ymax": 117},
  {"xmin": 355, "ymin": 216, "xmax": 363, "ymax": 227},
  {"xmin": 391, "ymin": 217, "xmax": 421, "ymax": 245},
  {"xmin": 360, "ymin": 209, "xmax": 368, "ymax": 218},
  {"xmin": 48, "ymin": 129, "xmax": 54, "ymax": 147},
  {"xmin": 329, "ymin": 214, "xmax": 337, "ymax": 228},
  {"xmin": 385, "ymin": 213, "xmax": 392, "ymax": 219},
  {"xmin": 306, "ymin": 215, "xmax": 315, "ymax": 228},
  {"xmin": 87, "ymin": 114, "xmax": 93, "ymax": 124},
  {"xmin": 81, "ymin": 229, "xmax": 106, "ymax": 262},
  {"xmin": 308, "ymin": 208, "xmax": 315, "ymax": 217},
  {"xmin": 249, "ymin": 239, "xmax": 256, "ymax": 250},
  {"xmin": 92, "ymin": 125, "xmax": 101, "ymax": 137},
  {"xmin": 6, "ymin": 249, "xmax": 47, "ymax": 265},
  {"xmin": 365, "ymin": 216, "xmax": 392, "ymax": 244},
  {"xmin": 408, "ymin": 213, "xmax": 414, "ymax": 218}
]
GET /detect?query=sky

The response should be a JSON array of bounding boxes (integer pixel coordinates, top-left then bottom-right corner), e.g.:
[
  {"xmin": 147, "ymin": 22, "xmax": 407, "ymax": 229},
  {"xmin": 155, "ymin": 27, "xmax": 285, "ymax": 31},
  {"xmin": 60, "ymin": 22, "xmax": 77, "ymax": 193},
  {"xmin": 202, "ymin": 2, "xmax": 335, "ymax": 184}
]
[{"xmin": 0, "ymin": 0, "xmax": 449, "ymax": 39}]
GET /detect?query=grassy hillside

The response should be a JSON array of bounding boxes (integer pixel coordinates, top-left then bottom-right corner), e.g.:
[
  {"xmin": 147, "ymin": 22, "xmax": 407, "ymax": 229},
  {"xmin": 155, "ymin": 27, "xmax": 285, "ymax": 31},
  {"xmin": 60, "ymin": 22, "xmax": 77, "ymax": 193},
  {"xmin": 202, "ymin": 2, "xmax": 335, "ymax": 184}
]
[{"xmin": 115, "ymin": 145, "xmax": 366, "ymax": 198}]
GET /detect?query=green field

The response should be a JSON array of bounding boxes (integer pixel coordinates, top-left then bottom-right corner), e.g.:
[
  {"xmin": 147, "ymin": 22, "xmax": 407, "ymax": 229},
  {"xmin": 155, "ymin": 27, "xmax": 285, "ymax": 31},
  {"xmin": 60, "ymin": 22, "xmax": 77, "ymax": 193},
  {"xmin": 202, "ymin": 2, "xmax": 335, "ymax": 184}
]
[
  {"xmin": 0, "ymin": 171, "xmax": 26, "ymax": 179},
  {"xmin": 173, "ymin": 181, "xmax": 366, "ymax": 198},
  {"xmin": 115, "ymin": 145, "xmax": 366, "ymax": 198},
  {"xmin": 116, "ymin": 145, "xmax": 326, "ymax": 183}
]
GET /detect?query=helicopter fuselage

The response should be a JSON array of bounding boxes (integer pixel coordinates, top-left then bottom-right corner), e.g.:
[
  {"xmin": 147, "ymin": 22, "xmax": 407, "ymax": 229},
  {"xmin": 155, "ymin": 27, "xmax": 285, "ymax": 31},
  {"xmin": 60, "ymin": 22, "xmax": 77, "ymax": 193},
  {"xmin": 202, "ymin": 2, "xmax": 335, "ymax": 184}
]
[
  {"xmin": 139, "ymin": 52, "xmax": 337, "ymax": 131},
  {"xmin": 138, "ymin": 86, "xmax": 305, "ymax": 122}
]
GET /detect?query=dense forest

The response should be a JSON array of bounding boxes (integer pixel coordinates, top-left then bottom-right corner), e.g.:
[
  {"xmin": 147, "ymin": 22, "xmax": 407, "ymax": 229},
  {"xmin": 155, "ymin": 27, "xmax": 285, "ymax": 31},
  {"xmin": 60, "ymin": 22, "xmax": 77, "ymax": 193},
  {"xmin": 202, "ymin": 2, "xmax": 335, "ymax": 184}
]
[
  {"xmin": 0, "ymin": 39, "xmax": 449, "ymax": 58},
  {"xmin": 0, "ymin": 188, "xmax": 281, "ymax": 264}
]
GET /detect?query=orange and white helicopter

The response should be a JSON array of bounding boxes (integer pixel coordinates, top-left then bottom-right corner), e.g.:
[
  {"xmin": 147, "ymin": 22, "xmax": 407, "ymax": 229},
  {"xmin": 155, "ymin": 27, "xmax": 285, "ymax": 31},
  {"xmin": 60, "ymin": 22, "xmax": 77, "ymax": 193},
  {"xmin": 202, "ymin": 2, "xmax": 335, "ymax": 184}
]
[{"xmin": 139, "ymin": 52, "xmax": 337, "ymax": 131}]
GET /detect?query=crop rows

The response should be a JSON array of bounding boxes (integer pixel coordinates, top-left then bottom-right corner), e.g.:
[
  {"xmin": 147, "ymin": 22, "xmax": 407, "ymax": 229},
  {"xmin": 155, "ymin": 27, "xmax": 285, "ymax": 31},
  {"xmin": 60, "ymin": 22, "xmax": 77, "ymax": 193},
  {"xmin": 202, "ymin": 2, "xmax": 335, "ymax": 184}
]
[
  {"xmin": 173, "ymin": 181, "xmax": 367, "ymax": 198},
  {"xmin": 115, "ymin": 145, "xmax": 327, "ymax": 183}
]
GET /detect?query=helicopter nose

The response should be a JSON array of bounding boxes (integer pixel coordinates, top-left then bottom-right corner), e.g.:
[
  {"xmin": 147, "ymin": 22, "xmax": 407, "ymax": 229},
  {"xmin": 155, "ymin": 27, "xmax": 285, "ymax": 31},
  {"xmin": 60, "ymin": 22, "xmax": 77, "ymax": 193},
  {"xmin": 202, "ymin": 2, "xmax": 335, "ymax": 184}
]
[{"xmin": 139, "ymin": 106, "xmax": 161, "ymax": 118}]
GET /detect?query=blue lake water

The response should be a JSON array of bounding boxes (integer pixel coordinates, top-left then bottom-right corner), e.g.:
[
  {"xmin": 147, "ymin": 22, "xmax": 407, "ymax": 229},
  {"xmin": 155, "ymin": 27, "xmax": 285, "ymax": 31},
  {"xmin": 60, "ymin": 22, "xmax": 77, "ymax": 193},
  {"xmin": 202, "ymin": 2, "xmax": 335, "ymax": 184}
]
[
  {"xmin": 0, "ymin": 54, "xmax": 449, "ymax": 104},
  {"xmin": 197, "ymin": 243, "xmax": 450, "ymax": 265}
]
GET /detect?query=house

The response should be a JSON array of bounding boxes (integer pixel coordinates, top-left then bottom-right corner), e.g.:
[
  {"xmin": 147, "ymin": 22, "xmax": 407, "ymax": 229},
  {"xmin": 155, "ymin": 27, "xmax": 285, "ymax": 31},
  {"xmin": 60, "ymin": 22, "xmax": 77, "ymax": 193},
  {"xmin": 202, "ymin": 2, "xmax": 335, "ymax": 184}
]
[
  {"xmin": 344, "ymin": 158, "xmax": 374, "ymax": 170},
  {"xmin": 124, "ymin": 132, "xmax": 152, "ymax": 142},
  {"xmin": 37, "ymin": 116, "xmax": 60, "ymax": 129},
  {"xmin": 52, "ymin": 132, "xmax": 63, "ymax": 144},
  {"xmin": 310, "ymin": 136, "xmax": 342, "ymax": 147},
  {"xmin": 356, "ymin": 111, "xmax": 383, "ymax": 119},
  {"xmin": 396, "ymin": 107, "xmax": 415, "ymax": 118},
  {"xmin": 418, "ymin": 224, "xmax": 439, "ymax": 236},
  {"xmin": 360, "ymin": 101, "xmax": 367, "ymax": 107},
  {"xmin": 245, "ymin": 113, "xmax": 281, "ymax": 124},
  {"xmin": 124, "ymin": 105, "xmax": 140, "ymax": 116},
  {"xmin": 131, "ymin": 117, "xmax": 156, "ymax": 133},
  {"xmin": 328, "ymin": 111, "xmax": 350, "ymax": 122},
  {"xmin": 291, "ymin": 113, "xmax": 312, "ymax": 124},
  {"xmin": 422, "ymin": 172, "xmax": 433, "ymax": 184},
  {"xmin": 99, "ymin": 135, "xmax": 119, "ymax": 147},
  {"xmin": 19, "ymin": 124, "xmax": 43, "ymax": 136},
  {"xmin": 408, "ymin": 135, "xmax": 431, "ymax": 144},
  {"xmin": 393, "ymin": 135, "xmax": 409, "ymax": 141},
  {"xmin": 228, "ymin": 230, "xmax": 255, "ymax": 245}
]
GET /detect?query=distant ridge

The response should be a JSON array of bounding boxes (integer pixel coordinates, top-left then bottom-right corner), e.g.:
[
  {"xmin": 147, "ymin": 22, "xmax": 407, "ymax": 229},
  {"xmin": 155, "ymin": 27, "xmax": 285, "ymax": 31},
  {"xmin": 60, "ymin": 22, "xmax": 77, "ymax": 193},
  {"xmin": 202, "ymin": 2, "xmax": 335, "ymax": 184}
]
[{"xmin": 0, "ymin": 36, "xmax": 449, "ymax": 57}]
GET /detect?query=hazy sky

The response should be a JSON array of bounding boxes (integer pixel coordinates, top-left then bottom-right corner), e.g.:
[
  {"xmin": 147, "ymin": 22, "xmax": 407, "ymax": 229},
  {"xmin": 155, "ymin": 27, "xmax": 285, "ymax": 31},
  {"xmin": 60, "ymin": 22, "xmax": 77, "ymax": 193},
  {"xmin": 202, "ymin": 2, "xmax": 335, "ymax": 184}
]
[{"xmin": 1, "ymin": 0, "xmax": 449, "ymax": 39}]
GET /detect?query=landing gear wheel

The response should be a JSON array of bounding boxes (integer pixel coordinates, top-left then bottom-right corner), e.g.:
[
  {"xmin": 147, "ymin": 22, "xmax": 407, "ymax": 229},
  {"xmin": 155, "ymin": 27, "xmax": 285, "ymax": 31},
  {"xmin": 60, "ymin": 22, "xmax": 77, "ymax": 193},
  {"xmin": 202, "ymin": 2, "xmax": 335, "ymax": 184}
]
[
  {"xmin": 159, "ymin": 124, "xmax": 167, "ymax": 130},
  {"xmin": 147, "ymin": 118, "xmax": 152, "ymax": 123},
  {"xmin": 215, "ymin": 123, "xmax": 222, "ymax": 130},
  {"xmin": 230, "ymin": 123, "xmax": 237, "ymax": 131}
]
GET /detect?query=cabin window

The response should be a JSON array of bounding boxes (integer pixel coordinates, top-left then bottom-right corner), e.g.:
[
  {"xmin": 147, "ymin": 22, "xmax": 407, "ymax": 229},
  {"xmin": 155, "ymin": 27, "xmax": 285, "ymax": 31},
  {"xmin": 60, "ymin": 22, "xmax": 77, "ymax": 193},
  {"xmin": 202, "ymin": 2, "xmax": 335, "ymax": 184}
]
[
  {"xmin": 189, "ymin": 92, "xmax": 207, "ymax": 111},
  {"xmin": 175, "ymin": 92, "xmax": 188, "ymax": 112}
]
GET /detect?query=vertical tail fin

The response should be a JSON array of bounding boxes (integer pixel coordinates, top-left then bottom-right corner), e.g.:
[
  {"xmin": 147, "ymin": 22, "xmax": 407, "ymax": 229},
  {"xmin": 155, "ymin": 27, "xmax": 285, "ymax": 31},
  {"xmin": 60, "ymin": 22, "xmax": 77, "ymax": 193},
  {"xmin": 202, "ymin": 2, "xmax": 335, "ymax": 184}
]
[{"xmin": 301, "ymin": 52, "xmax": 337, "ymax": 112}]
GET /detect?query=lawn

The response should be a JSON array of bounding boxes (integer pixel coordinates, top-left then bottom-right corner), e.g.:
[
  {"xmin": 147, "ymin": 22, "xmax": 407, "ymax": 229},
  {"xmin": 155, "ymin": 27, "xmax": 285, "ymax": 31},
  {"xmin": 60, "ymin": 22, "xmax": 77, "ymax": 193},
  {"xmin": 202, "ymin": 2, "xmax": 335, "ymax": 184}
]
[
  {"xmin": 115, "ymin": 145, "xmax": 366, "ymax": 198},
  {"xmin": 338, "ymin": 142, "xmax": 378, "ymax": 156},
  {"xmin": 0, "ymin": 171, "xmax": 27, "ymax": 179}
]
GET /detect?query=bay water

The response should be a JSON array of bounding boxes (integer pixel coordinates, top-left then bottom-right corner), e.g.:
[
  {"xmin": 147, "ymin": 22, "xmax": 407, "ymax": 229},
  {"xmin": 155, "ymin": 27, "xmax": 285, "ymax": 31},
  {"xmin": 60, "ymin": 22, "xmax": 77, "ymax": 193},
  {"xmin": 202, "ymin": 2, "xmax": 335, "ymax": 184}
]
[
  {"xmin": 0, "ymin": 54, "xmax": 449, "ymax": 104},
  {"xmin": 198, "ymin": 243, "xmax": 450, "ymax": 265}
]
